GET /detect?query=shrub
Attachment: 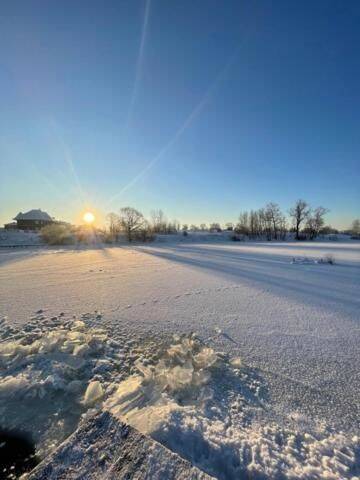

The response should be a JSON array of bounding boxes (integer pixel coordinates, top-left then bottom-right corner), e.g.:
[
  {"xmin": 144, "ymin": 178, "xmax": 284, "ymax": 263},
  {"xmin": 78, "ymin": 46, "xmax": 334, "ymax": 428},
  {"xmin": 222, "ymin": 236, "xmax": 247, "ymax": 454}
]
[
  {"xmin": 321, "ymin": 253, "xmax": 335, "ymax": 265},
  {"xmin": 133, "ymin": 227, "xmax": 156, "ymax": 242},
  {"xmin": 40, "ymin": 224, "xmax": 75, "ymax": 245}
]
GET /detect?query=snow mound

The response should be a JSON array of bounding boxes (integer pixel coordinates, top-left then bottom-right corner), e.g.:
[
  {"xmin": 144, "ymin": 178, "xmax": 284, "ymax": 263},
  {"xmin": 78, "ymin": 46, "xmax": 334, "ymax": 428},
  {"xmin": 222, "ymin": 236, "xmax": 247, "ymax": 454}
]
[
  {"xmin": 1, "ymin": 316, "xmax": 358, "ymax": 479},
  {"xmin": 104, "ymin": 334, "xmax": 359, "ymax": 479},
  {"xmin": 0, "ymin": 229, "xmax": 42, "ymax": 246},
  {"xmin": 104, "ymin": 334, "xmax": 221, "ymax": 433},
  {"xmin": 0, "ymin": 315, "xmax": 117, "ymax": 460},
  {"xmin": 291, "ymin": 254, "xmax": 335, "ymax": 265}
]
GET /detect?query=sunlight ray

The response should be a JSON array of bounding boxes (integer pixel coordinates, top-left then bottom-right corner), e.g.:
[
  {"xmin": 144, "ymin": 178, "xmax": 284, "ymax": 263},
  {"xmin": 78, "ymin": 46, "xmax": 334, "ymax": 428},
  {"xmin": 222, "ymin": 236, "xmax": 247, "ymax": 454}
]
[
  {"xmin": 107, "ymin": 50, "xmax": 239, "ymax": 206},
  {"xmin": 48, "ymin": 118, "xmax": 88, "ymax": 205}
]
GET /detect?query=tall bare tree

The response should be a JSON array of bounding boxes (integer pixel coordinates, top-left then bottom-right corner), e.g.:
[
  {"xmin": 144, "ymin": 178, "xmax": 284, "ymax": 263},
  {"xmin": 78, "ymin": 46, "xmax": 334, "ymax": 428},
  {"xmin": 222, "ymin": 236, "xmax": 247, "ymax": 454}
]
[
  {"xmin": 119, "ymin": 207, "xmax": 146, "ymax": 242},
  {"xmin": 236, "ymin": 212, "xmax": 250, "ymax": 235},
  {"xmin": 305, "ymin": 207, "xmax": 329, "ymax": 240},
  {"xmin": 150, "ymin": 209, "xmax": 167, "ymax": 233},
  {"xmin": 106, "ymin": 212, "xmax": 120, "ymax": 238},
  {"xmin": 351, "ymin": 219, "xmax": 360, "ymax": 237},
  {"xmin": 265, "ymin": 202, "xmax": 283, "ymax": 240},
  {"xmin": 289, "ymin": 200, "xmax": 310, "ymax": 240}
]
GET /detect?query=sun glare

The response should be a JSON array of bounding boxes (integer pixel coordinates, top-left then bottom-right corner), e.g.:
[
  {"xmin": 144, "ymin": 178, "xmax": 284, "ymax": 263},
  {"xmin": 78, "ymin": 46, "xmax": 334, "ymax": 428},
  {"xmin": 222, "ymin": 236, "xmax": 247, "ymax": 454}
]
[{"xmin": 83, "ymin": 212, "xmax": 95, "ymax": 224}]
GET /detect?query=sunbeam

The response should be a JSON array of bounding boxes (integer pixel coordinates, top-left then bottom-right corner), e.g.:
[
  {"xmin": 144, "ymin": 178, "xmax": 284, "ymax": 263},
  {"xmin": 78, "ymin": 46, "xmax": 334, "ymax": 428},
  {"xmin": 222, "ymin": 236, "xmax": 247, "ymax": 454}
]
[
  {"xmin": 107, "ymin": 49, "xmax": 239, "ymax": 207},
  {"xmin": 48, "ymin": 118, "xmax": 88, "ymax": 205}
]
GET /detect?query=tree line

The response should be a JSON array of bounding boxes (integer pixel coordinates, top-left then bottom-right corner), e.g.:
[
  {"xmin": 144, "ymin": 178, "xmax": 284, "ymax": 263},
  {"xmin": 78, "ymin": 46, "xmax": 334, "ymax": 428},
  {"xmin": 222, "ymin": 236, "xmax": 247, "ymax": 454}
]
[
  {"xmin": 235, "ymin": 201, "xmax": 329, "ymax": 240},
  {"xmin": 105, "ymin": 201, "xmax": 359, "ymax": 242}
]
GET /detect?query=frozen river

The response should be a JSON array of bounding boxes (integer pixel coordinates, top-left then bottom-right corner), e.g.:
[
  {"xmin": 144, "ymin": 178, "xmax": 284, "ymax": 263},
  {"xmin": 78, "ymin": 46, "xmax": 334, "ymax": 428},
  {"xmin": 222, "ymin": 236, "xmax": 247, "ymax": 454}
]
[{"xmin": 1, "ymin": 240, "xmax": 359, "ymax": 478}]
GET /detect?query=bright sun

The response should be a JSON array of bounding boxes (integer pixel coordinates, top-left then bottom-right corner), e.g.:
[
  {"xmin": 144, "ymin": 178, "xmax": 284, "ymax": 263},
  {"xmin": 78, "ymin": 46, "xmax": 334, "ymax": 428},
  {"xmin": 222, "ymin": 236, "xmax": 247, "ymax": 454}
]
[{"xmin": 83, "ymin": 212, "xmax": 95, "ymax": 224}]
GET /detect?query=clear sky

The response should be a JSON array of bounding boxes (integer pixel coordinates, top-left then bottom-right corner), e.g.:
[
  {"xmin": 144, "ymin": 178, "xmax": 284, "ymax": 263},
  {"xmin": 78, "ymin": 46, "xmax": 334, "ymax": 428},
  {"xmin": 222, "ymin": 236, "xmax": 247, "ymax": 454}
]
[{"xmin": 0, "ymin": 0, "xmax": 359, "ymax": 229}]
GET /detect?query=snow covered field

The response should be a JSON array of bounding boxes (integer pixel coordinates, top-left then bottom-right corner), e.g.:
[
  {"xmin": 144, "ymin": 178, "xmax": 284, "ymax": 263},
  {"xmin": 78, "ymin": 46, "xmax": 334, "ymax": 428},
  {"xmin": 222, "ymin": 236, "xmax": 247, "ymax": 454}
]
[{"xmin": 0, "ymin": 240, "xmax": 359, "ymax": 478}]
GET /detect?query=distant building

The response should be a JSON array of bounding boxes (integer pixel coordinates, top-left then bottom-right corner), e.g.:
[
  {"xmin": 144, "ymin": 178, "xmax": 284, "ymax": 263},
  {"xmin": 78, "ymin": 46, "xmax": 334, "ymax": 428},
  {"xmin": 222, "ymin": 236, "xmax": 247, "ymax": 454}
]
[{"xmin": 9, "ymin": 209, "xmax": 55, "ymax": 230}]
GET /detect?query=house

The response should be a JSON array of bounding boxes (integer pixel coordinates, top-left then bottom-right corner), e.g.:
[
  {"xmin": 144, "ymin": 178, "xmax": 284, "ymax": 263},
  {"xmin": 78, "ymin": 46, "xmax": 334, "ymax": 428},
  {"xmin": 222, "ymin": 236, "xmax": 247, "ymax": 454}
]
[{"xmin": 10, "ymin": 209, "xmax": 55, "ymax": 230}]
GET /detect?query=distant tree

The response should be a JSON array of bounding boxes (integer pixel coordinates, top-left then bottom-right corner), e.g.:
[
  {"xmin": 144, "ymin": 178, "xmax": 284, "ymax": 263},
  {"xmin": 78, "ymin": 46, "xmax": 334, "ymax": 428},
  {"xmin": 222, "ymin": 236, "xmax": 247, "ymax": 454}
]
[
  {"xmin": 236, "ymin": 212, "xmax": 250, "ymax": 235},
  {"xmin": 319, "ymin": 225, "xmax": 338, "ymax": 235},
  {"xmin": 225, "ymin": 222, "xmax": 234, "ymax": 231},
  {"xmin": 119, "ymin": 207, "xmax": 146, "ymax": 241},
  {"xmin": 200, "ymin": 223, "xmax": 207, "ymax": 231},
  {"xmin": 249, "ymin": 210, "xmax": 259, "ymax": 237},
  {"xmin": 305, "ymin": 207, "xmax": 329, "ymax": 240},
  {"xmin": 190, "ymin": 224, "xmax": 199, "ymax": 232},
  {"xmin": 289, "ymin": 200, "xmax": 310, "ymax": 240},
  {"xmin": 351, "ymin": 219, "xmax": 360, "ymax": 238},
  {"xmin": 150, "ymin": 209, "xmax": 167, "ymax": 233},
  {"xmin": 258, "ymin": 208, "xmax": 266, "ymax": 237},
  {"xmin": 209, "ymin": 223, "xmax": 222, "ymax": 232},
  {"xmin": 182, "ymin": 224, "xmax": 188, "ymax": 232},
  {"xmin": 173, "ymin": 220, "xmax": 181, "ymax": 232},
  {"xmin": 265, "ymin": 203, "xmax": 283, "ymax": 240},
  {"xmin": 278, "ymin": 216, "xmax": 288, "ymax": 240},
  {"xmin": 106, "ymin": 212, "xmax": 120, "ymax": 238}
]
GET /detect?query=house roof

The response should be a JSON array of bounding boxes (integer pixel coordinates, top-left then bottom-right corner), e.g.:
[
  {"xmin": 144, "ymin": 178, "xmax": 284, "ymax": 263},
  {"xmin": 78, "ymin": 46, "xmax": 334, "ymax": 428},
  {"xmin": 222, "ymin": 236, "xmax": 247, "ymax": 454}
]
[{"xmin": 14, "ymin": 209, "xmax": 53, "ymax": 221}]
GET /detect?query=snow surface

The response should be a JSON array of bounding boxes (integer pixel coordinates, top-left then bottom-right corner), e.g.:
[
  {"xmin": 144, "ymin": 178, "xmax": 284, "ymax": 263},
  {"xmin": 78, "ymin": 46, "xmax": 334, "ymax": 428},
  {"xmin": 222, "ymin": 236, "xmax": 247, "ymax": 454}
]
[
  {"xmin": 28, "ymin": 411, "xmax": 213, "ymax": 480},
  {"xmin": 0, "ymin": 229, "xmax": 43, "ymax": 247},
  {"xmin": 0, "ymin": 240, "xmax": 359, "ymax": 478}
]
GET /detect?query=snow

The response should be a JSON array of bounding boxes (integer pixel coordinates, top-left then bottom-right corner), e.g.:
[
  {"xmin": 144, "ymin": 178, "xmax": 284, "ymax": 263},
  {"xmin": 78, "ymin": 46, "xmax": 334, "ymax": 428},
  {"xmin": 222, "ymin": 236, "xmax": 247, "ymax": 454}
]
[
  {"xmin": 0, "ymin": 229, "xmax": 42, "ymax": 247},
  {"xmin": 28, "ymin": 412, "xmax": 213, "ymax": 480},
  {"xmin": 14, "ymin": 209, "xmax": 53, "ymax": 221},
  {"xmin": 0, "ymin": 240, "xmax": 359, "ymax": 478}
]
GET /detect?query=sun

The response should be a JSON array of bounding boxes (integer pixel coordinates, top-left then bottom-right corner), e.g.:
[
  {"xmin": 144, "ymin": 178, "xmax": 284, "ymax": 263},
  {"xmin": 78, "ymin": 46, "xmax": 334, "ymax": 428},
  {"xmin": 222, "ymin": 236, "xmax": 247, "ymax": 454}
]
[{"xmin": 83, "ymin": 212, "xmax": 95, "ymax": 224}]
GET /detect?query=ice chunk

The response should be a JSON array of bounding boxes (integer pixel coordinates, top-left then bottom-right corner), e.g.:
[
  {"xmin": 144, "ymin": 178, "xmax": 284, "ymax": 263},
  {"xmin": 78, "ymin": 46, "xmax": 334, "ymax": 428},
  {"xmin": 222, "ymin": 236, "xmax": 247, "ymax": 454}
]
[
  {"xmin": 84, "ymin": 381, "xmax": 104, "ymax": 406},
  {"xmin": 230, "ymin": 357, "xmax": 242, "ymax": 368},
  {"xmin": 193, "ymin": 347, "xmax": 217, "ymax": 369}
]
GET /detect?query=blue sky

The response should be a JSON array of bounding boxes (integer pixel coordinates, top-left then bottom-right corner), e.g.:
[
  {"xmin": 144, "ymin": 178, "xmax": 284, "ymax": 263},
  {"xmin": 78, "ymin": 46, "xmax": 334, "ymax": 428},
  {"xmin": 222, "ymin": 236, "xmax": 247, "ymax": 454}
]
[{"xmin": 0, "ymin": 0, "xmax": 359, "ymax": 228}]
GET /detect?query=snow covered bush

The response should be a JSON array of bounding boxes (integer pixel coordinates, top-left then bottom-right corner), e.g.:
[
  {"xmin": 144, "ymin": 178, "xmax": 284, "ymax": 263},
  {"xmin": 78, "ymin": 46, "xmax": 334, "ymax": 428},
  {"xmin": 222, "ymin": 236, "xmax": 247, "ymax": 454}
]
[
  {"xmin": 40, "ymin": 224, "xmax": 75, "ymax": 245},
  {"xmin": 320, "ymin": 253, "xmax": 335, "ymax": 264}
]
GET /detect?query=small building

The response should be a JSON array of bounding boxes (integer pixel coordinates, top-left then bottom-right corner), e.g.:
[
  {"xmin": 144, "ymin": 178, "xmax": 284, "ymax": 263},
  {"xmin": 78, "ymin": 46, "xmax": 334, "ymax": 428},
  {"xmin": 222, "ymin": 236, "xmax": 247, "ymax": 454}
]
[{"xmin": 12, "ymin": 209, "xmax": 55, "ymax": 230}]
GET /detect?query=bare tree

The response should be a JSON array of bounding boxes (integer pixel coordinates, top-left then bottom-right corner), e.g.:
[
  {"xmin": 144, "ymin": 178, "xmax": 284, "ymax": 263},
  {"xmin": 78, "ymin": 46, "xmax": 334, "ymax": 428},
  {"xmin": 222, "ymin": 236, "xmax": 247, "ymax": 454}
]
[
  {"xmin": 249, "ymin": 210, "xmax": 259, "ymax": 238},
  {"xmin": 119, "ymin": 207, "xmax": 146, "ymax": 242},
  {"xmin": 150, "ymin": 209, "xmax": 167, "ymax": 233},
  {"xmin": 106, "ymin": 212, "xmax": 120, "ymax": 239},
  {"xmin": 200, "ymin": 223, "xmax": 207, "ymax": 231},
  {"xmin": 236, "ymin": 212, "xmax": 250, "ymax": 235},
  {"xmin": 351, "ymin": 219, "xmax": 360, "ymax": 238},
  {"xmin": 209, "ymin": 223, "xmax": 221, "ymax": 232},
  {"xmin": 305, "ymin": 207, "xmax": 329, "ymax": 240},
  {"xmin": 265, "ymin": 203, "xmax": 283, "ymax": 240},
  {"xmin": 289, "ymin": 200, "xmax": 310, "ymax": 240}
]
